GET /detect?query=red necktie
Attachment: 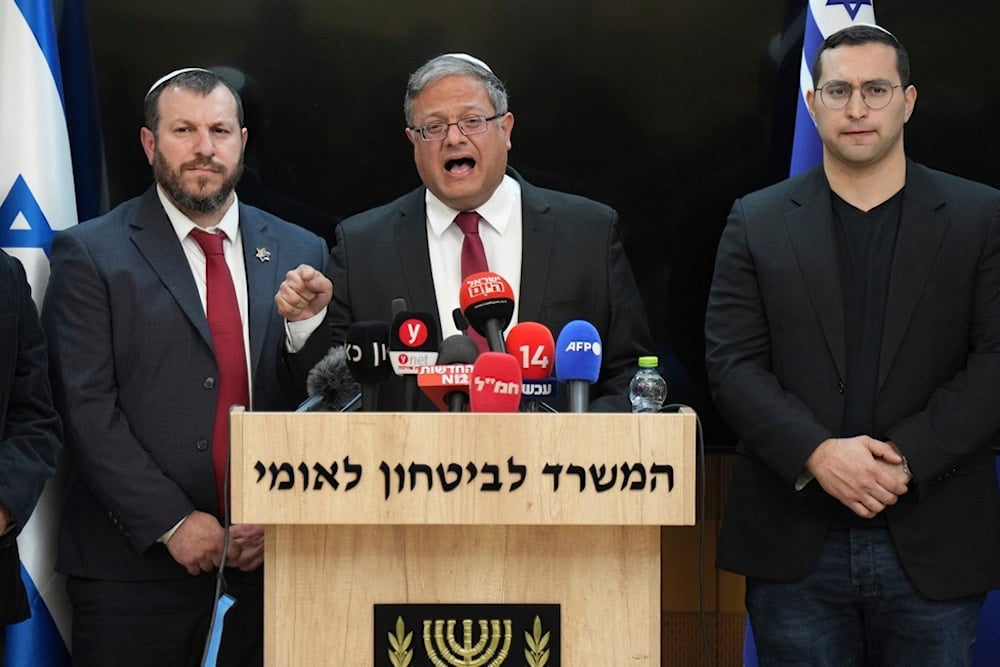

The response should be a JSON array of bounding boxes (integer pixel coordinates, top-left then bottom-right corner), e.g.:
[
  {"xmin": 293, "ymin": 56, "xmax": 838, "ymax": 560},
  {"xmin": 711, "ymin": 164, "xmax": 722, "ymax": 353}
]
[
  {"xmin": 190, "ymin": 229, "xmax": 250, "ymax": 515},
  {"xmin": 454, "ymin": 211, "xmax": 490, "ymax": 352}
]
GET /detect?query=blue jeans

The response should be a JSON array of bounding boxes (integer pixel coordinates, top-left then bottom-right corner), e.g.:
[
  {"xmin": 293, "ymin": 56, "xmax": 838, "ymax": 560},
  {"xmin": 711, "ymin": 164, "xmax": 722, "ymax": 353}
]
[{"xmin": 747, "ymin": 527, "xmax": 985, "ymax": 666}]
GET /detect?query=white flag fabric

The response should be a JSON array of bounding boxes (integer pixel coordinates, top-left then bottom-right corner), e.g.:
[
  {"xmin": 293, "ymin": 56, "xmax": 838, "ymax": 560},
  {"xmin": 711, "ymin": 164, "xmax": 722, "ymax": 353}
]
[{"xmin": 1, "ymin": 0, "xmax": 77, "ymax": 663}]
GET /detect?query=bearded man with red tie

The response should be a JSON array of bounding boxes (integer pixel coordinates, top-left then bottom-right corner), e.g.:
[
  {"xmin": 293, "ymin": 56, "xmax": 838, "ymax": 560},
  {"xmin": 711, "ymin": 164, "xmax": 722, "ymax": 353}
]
[{"xmin": 42, "ymin": 68, "xmax": 327, "ymax": 666}]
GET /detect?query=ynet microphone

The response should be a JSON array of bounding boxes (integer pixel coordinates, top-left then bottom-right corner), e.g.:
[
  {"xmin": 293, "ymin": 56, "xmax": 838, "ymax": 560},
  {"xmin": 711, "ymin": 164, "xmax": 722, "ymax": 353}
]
[
  {"xmin": 388, "ymin": 309, "xmax": 439, "ymax": 411},
  {"xmin": 506, "ymin": 321, "xmax": 557, "ymax": 412},
  {"xmin": 344, "ymin": 320, "xmax": 392, "ymax": 411},
  {"xmin": 295, "ymin": 345, "xmax": 362, "ymax": 412},
  {"xmin": 469, "ymin": 352, "xmax": 522, "ymax": 413},
  {"xmin": 417, "ymin": 334, "xmax": 479, "ymax": 412},
  {"xmin": 554, "ymin": 320, "xmax": 603, "ymax": 413},
  {"xmin": 459, "ymin": 271, "xmax": 514, "ymax": 353}
]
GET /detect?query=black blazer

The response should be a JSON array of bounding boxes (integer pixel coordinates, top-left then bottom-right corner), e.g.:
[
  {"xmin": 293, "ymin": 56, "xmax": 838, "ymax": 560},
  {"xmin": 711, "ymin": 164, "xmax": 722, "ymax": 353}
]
[
  {"xmin": 705, "ymin": 161, "xmax": 1000, "ymax": 599},
  {"xmin": 292, "ymin": 169, "xmax": 654, "ymax": 412},
  {"xmin": 43, "ymin": 188, "xmax": 327, "ymax": 581},
  {"xmin": 0, "ymin": 251, "xmax": 62, "ymax": 625}
]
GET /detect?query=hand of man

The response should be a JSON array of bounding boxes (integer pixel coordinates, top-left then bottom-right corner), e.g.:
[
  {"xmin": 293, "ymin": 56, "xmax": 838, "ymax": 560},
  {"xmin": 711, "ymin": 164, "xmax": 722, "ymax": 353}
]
[
  {"xmin": 0, "ymin": 503, "xmax": 11, "ymax": 535},
  {"xmin": 275, "ymin": 264, "xmax": 333, "ymax": 322},
  {"xmin": 165, "ymin": 510, "xmax": 225, "ymax": 575},
  {"xmin": 226, "ymin": 523, "xmax": 265, "ymax": 572},
  {"xmin": 805, "ymin": 436, "xmax": 911, "ymax": 519}
]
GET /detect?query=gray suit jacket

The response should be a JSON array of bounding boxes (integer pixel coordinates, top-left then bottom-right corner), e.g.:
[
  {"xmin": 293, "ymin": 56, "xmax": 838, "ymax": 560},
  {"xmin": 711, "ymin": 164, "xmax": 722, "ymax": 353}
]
[
  {"xmin": 705, "ymin": 160, "xmax": 1000, "ymax": 599},
  {"xmin": 292, "ymin": 169, "xmax": 654, "ymax": 412},
  {"xmin": 43, "ymin": 187, "xmax": 327, "ymax": 581}
]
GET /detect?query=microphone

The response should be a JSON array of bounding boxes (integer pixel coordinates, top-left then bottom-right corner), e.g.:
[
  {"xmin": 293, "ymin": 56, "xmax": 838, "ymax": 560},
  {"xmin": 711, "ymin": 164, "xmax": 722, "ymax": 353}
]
[
  {"xmin": 452, "ymin": 307, "xmax": 470, "ymax": 335},
  {"xmin": 295, "ymin": 345, "xmax": 362, "ymax": 412},
  {"xmin": 388, "ymin": 309, "xmax": 440, "ymax": 410},
  {"xmin": 459, "ymin": 271, "xmax": 514, "ymax": 352},
  {"xmin": 554, "ymin": 320, "xmax": 603, "ymax": 413},
  {"xmin": 506, "ymin": 321, "xmax": 557, "ymax": 411},
  {"xmin": 469, "ymin": 352, "xmax": 522, "ymax": 413},
  {"xmin": 344, "ymin": 321, "xmax": 392, "ymax": 411},
  {"xmin": 417, "ymin": 334, "xmax": 479, "ymax": 411}
]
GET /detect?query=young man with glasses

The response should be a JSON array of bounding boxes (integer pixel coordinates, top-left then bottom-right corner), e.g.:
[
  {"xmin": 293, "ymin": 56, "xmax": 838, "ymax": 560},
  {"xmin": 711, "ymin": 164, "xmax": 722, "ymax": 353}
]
[
  {"xmin": 277, "ymin": 53, "xmax": 652, "ymax": 412},
  {"xmin": 705, "ymin": 24, "xmax": 1000, "ymax": 665}
]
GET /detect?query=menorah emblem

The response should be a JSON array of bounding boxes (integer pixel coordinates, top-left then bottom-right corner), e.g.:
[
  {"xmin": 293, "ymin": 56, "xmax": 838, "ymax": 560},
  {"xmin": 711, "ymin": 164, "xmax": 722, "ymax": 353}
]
[{"xmin": 423, "ymin": 618, "xmax": 513, "ymax": 667}]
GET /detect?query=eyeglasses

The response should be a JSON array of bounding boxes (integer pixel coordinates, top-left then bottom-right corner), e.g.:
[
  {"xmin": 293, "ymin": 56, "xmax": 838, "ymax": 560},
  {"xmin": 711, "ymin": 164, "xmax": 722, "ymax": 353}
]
[
  {"xmin": 409, "ymin": 113, "xmax": 504, "ymax": 142},
  {"xmin": 815, "ymin": 80, "xmax": 902, "ymax": 110}
]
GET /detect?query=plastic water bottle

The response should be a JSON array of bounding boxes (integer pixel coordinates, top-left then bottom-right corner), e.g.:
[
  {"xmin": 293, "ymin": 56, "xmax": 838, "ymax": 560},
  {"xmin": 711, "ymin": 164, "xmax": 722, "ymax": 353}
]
[{"xmin": 628, "ymin": 356, "xmax": 667, "ymax": 413}]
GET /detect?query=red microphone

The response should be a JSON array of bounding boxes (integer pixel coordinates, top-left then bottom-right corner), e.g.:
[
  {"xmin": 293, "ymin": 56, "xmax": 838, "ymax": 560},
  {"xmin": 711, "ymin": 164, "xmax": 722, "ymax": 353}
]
[
  {"xmin": 459, "ymin": 271, "xmax": 514, "ymax": 353},
  {"xmin": 468, "ymin": 352, "xmax": 522, "ymax": 412},
  {"xmin": 506, "ymin": 321, "xmax": 558, "ymax": 411}
]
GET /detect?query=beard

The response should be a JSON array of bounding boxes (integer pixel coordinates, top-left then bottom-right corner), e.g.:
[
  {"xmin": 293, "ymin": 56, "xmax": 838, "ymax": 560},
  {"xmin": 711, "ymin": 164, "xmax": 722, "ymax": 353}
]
[{"xmin": 153, "ymin": 147, "xmax": 244, "ymax": 216}]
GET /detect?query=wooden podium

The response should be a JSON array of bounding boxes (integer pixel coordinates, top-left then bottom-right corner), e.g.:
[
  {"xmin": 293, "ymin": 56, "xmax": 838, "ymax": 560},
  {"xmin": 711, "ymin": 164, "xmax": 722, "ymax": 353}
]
[{"xmin": 231, "ymin": 411, "xmax": 696, "ymax": 665}]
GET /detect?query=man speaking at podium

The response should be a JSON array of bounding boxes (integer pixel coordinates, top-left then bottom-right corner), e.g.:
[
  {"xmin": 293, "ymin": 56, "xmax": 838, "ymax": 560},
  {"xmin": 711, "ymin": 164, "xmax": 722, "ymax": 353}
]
[{"xmin": 277, "ymin": 53, "xmax": 653, "ymax": 411}]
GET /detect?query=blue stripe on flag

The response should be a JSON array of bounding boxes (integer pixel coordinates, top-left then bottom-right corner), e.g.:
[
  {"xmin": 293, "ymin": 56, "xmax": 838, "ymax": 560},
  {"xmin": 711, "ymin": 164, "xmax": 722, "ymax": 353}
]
[
  {"xmin": 788, "ymin": 4, "xmax": 826, "ymax": 176},
  {"xmin": 3, "ymin": 565, "xmax": 71, "ymax": 666},
  {"xmin": 12, "ymin": 0, "xmax": 65, "ymax": 107}
]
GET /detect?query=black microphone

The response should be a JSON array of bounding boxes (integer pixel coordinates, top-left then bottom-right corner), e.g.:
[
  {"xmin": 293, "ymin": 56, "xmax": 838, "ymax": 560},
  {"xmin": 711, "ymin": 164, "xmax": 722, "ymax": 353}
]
[
  {"xmin": 344, "ymin": 321, "xmax": 392, "ymax": 411},
  {"xmin": 459, "ymin": 271, "xmax": 514, "ymax": 352},
  {"xmin": 388, "ymin": 310, "xmax": 440, "ymax": 411},
  {"xmin": 452, "ymin": 307, "xmax": 470, "ymax": 335},
  {"xmin": 295, "ymin": 346, "xmax": 362, "ymax": 412}
]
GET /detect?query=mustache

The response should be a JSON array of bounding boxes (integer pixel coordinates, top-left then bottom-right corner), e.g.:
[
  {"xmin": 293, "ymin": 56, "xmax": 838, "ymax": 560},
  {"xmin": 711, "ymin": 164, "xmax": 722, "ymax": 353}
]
[{"xmin": 183, "ymin": 158, "xmax": 224, "ymax": 172}]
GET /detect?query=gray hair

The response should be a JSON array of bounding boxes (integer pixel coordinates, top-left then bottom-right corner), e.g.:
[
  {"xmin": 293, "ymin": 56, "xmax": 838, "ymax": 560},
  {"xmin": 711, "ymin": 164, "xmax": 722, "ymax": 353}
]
[{"xmin": 404, "ymin": 54, "xmax": 509, "ymax": 126}]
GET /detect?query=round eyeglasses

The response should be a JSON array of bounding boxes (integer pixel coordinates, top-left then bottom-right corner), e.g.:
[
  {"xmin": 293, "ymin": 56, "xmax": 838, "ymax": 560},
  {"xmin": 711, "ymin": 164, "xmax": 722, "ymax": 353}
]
[
  {"xmin": 409, "ymin": 113, "xmax": 504, "ymax": 142},
  {"xmin": 815, "ymin": 80, "xmax": 902, "ymax": 110}
]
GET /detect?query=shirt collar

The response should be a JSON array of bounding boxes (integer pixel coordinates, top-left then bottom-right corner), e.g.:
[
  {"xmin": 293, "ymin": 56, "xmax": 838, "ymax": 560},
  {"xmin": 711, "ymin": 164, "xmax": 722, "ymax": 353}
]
[
  {"xmin": 425, "ymin": 175, "xmax": 520, "ymax": 237},
  {"xmin": 156, "ymin": 184, "xmax": 241, "ymax": 242}
]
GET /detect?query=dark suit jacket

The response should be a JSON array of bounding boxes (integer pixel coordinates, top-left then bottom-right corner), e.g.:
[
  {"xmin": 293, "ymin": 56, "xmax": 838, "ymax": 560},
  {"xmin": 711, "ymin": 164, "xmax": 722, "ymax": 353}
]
[
  {"xmin": 705, "ymin": 161, "xmax": 1000, "ymax": 600},
  {"xmin": 42, "ymin": 188, "xmax": 327, "ymax": 582},
  {"xmin": 293, "ymin": 170, "xmax": 654, "ymax": 412},
  {"xmin": 0, "ymin": 251, "xmax": 62, "ymax": 625}
]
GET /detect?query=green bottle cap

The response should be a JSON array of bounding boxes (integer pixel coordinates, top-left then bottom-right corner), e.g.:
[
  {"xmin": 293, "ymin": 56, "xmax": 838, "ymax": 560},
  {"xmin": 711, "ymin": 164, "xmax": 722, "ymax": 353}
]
[{"xmin": 638, "ymin": 356, "xmax": 659, "ymax": 368}]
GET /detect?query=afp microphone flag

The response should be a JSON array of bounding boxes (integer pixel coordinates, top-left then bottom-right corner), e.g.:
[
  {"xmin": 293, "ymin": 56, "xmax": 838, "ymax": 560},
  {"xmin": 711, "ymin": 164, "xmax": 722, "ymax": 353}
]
[
  {"xmin": 788, "ymin": 0, "xmax": 876, "ymax": 176},
  {"xmin": 1, "ymin": 0, "xmax": 80, "ymax": 664}
]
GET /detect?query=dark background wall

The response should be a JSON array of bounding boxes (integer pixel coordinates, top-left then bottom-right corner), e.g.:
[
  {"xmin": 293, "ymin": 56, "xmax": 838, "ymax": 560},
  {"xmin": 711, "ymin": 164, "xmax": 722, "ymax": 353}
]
[{"xmin": 83, "ymin": 1, "xmax": 1000, "ymax": 449}]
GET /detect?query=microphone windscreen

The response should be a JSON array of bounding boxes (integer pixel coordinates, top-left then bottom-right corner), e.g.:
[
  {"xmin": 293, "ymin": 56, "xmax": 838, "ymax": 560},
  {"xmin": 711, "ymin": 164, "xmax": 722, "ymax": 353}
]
[
  {"xmin": 344, "ymin": 320, "xmax": 392, "ymax": 384},
  {"xmin": 459, "ymin": 271, "xmax": 515, "ymax": 337},
  {"xmin": 437, "ymin": 334, "xmax": 480, "ymax": 365},
  {"xmin": 469, "ymin": 352, "xmax": 522, "ymax": 412},
  {"xmin": 305, "ymin": 346, "xmax": 361, "ymax": 410},
  {"xmin": 452, "ymin": 307, "xmax": 469, "ymax": 334},
  {"xmin": 388, "ymin": 310, "xmax": 440, "ymax": 374},
  {"xmin": 505, "ymin": 321, "xmax": 555, "ymax": 380},
  {"xmin": 555, "ymin": 320, "xmax": 603, "ymax": 383}
]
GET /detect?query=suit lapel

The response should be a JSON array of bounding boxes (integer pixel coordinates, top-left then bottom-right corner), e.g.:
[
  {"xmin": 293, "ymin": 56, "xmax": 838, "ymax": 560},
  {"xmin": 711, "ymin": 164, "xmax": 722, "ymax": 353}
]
[
  {"xmin": 517, "ymin": 177, "xmax": 554, "ymax": 324},
  {"xmin": 878, "ymin": 162, "xmax": 949, "ymax": 389},
  {"xmin": 394, "ymin": 188, "xmax": 439, "ymax": 314},
  {"xmin": 239, "ymin": 206, "xmax": 281, "ymax": 378},
  {"xmin": 128, "ymin": 188, "xmax": 212, "ymax": 347},
  {"xmin": 785, "ymin": 170, "xmax": 847, "ymax": 381}
]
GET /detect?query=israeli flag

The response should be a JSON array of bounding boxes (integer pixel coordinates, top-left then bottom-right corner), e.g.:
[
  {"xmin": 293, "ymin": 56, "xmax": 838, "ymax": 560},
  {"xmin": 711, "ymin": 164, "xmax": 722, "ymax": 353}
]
[
  {"xmin": 1, "ymin": 0, "xmax": 77, "ymax": 663},
  {"xmin": 789, "ymin": 0, "xmax": 876, "ymax": 176}
]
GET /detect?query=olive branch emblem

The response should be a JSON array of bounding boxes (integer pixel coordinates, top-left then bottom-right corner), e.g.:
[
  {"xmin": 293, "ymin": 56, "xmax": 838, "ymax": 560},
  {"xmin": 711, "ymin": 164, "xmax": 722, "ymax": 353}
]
[
  {"xmin": 388, "ymin": 616, "xmax": 413, "ymax": 667},
  {"xmin": 524, "ymin": 615, "xmax": 550, "ymax": 667}
]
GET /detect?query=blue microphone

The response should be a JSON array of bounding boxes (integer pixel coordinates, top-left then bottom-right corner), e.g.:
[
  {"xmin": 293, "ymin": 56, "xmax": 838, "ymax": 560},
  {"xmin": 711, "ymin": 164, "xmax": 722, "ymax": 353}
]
[{"xmin": 554, "ymin": 320, "xmax": 602, "ymax": 413}]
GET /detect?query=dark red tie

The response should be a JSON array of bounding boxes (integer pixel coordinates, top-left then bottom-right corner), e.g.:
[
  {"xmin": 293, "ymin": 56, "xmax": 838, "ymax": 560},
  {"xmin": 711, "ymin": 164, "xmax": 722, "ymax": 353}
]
[
  {"xmin": 190, "ymin": 228, "xmax": 250, "ymax": 515},
  {"xmin": 454, "ymin": 211, "xmax": 489, "ymax": 352}
]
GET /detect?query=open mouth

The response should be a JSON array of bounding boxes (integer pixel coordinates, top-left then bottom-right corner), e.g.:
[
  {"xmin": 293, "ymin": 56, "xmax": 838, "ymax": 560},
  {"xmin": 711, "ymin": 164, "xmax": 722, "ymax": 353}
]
[{"xmin": 445, "ymin": 157, "xmax": 476, "ymax": 173}]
